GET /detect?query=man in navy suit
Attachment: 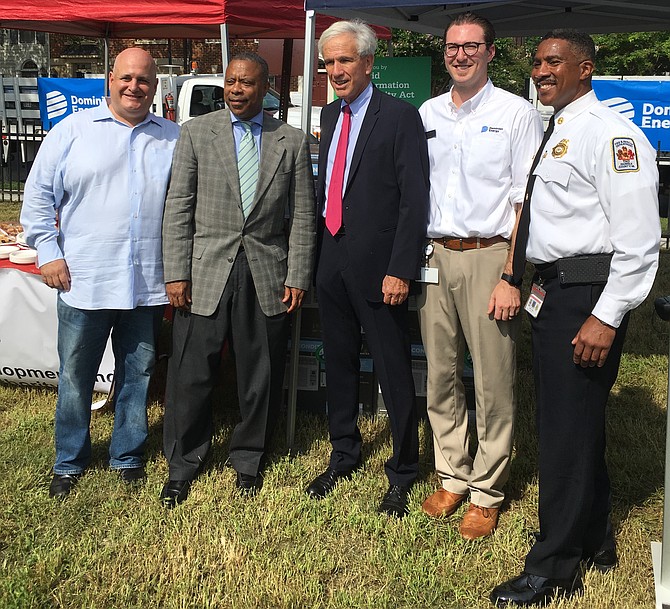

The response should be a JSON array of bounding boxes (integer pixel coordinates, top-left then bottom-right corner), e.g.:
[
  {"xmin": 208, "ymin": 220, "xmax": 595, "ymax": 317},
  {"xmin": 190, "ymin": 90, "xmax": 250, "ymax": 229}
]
[{"xmin": 305, "ymin": 19, "xmax": 429, "ymax": 517}]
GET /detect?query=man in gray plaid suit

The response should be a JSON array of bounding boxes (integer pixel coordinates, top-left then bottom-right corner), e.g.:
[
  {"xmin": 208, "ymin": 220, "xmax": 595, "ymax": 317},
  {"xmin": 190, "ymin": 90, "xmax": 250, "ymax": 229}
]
[{"xmin": 160, "ymin": 52, "xmax": 316, "ymax": 507}]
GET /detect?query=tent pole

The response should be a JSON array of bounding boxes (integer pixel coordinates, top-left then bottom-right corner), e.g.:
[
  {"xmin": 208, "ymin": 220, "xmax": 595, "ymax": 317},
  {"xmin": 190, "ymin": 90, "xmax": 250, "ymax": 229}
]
[
  {"xmin": 104, "ymin": 37, "xmax": 110, "ymax": 96},
  {"xmin": 279, "ymin": 39, "xmax": 293, "ymax": 122},
  {"xmin": 220, "ymin": 23, "xmax": 230, "ymax": 74},
  {"xmin": 300, "ymin": 10, "xmax": 316, "ymax": 133},
  {"xmin": 286, "ymin": 9, "xmax": 317, "ymax": 452}
]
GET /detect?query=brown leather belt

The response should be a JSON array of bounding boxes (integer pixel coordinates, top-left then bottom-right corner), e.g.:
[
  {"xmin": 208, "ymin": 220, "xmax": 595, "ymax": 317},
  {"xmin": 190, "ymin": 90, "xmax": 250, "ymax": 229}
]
[{"xmin": 433, "ymin": 235, "xmax": 508, "ymax": 251}]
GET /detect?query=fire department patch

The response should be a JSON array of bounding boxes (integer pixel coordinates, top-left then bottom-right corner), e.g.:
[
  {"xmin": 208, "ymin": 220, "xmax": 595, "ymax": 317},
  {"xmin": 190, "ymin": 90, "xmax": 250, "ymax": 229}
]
[{"xmin": 612, "ymin": 137, "xmax": 639, "ymax": 172}]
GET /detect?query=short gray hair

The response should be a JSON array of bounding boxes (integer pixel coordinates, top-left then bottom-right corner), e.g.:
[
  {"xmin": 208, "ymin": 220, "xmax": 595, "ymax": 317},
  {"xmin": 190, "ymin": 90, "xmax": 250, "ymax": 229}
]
[{"xmin": 318, "ymin": 19, "xmax": 377, "ymax": 58}]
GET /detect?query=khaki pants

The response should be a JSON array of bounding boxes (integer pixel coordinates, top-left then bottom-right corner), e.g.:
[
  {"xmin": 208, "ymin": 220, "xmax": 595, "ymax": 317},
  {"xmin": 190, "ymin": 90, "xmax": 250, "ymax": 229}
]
[{"xmin": 417, "ymin": 241, "xmax": 517, "ymax": 508}]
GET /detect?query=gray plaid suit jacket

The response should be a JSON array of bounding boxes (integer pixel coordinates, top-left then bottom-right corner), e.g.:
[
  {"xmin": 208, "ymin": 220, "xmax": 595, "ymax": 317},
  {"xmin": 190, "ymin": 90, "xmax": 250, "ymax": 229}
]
[{"xmin": 162, "ymin": 111, "xmax": 316, "ymax": 317}]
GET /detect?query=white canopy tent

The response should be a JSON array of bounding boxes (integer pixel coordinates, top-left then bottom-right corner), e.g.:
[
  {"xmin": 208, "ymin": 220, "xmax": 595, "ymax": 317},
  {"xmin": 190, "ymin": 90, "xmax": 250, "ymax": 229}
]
[{"xmin": 303, "ymin": 0, "xmax": 670, "ymax": 36}]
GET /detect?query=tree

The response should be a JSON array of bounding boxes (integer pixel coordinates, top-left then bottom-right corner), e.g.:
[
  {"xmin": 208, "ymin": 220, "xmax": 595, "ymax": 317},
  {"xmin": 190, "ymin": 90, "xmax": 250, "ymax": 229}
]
[
  {"xmin": 381, "ymin": 30, "xmax": 540, "ymax": 98},
  {"xmin": 488, "ymin": 37, "xmax": 539, "ymax": 97},
  {"xmin": 593, "ymin": 31, "xmax": 670, "ymax": 75},
  {"xmin": 381, "ymin": 30, "xmax": 670, "ymax": 101}
]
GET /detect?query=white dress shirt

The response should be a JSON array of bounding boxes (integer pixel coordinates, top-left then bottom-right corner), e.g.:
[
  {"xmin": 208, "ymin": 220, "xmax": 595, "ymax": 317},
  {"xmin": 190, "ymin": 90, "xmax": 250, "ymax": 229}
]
[
  {"xmin": 526, "ymin": 90, "xmax": 660, "ymax": 327},
  {"xmin": 419, "ymin": 79, "xmax": 543, "ymax": 239},
  {"xmin": 21, "ymin": 102, "xmax": 180, "ymax": 310}
]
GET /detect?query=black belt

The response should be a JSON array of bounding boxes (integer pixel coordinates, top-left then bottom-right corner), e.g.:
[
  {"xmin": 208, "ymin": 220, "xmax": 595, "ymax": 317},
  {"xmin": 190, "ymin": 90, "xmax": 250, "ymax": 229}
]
[{"xmin": 534, "ymin": 261, "xmax": 558, "ymax": 281}]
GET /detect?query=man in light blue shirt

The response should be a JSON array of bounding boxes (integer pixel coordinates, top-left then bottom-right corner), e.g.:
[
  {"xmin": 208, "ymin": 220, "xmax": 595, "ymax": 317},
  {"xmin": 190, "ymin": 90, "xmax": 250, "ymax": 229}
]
[{"xmin": 21, "ymin": 47, "xmax": 180, "ymax": 499}]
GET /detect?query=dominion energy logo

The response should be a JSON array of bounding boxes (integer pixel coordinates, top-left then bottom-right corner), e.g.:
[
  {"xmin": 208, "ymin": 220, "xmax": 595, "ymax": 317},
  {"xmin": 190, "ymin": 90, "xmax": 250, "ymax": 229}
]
[
  {"xmin": 601, "ymin": 96, "xmax": 670, "ymax": 129},
  {"xmin": 44, "ymin": 89, "xmax": 104, "ymax": 121}
]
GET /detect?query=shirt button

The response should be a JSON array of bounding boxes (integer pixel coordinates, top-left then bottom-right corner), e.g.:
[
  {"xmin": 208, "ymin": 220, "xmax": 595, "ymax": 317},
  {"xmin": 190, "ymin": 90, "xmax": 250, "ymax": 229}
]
[{"xmin": 227, "ymin": 256, "xmax": 234, "ymax": 263}]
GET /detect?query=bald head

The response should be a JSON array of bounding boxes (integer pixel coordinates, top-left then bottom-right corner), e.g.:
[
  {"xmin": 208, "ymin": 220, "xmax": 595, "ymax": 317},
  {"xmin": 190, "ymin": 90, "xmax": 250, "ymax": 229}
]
[
  {"xmin": 108, "ymin": 47, "xmax": 158, "ymax": 126},
  {"xmin": 112, "ymin": 47, "xmax": 157, "ymax": 80}
]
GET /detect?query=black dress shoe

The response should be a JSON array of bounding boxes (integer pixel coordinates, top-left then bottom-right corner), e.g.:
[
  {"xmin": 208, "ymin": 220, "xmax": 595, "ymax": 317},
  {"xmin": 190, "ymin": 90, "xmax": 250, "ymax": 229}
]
[
  {"xmin": 378, "ymin": 484, "xmax": 411, "ymax": 518},
  {"xmin": 49, "ymin": 473, "xmax": 81, "ymax": 499},
  {"xmin": 160, "ymin": 479, "xmax": 191, "ymax": 508},
  {"xmin": 490, "ymin": 571, "xmax": 582, "ymax": 606},
  {"xmin": 583, "ymin": 548, "xmax": 618, "ymax": 573},
  {"xmin": 236, "ymin": 471, "xmax": 262, "ymax": 497},
  {"xmin": 305, "ymin": 466, "xmax": 355, "ymax": 499},
  {"xmin": 118, "ymin": 466, "xmax": 146, "ymax": 484}
]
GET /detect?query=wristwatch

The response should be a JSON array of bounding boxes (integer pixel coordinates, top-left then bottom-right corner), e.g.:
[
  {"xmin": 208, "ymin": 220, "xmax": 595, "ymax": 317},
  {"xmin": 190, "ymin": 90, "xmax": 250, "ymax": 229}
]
[{"xmin": 501, "ymin": 272, "xmax": 522, "ymax": 287}]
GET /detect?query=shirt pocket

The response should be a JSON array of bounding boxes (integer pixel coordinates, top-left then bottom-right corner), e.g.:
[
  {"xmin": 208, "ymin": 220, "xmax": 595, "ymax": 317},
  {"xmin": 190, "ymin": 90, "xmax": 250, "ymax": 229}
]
[
  {"xmin": 465, "ymin": 131, "xmax": 509, "ymax": 181},
  {"xmin": 533, "ymin": 160, "xmax": 572, "ymax": 213}
]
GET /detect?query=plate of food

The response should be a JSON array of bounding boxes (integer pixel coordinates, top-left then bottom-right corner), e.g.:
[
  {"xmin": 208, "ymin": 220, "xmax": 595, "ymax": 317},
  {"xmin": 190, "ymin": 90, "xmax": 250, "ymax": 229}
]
[{"xmin": 0, "ymin": 222, "xmax": 23, "ymax": 243}]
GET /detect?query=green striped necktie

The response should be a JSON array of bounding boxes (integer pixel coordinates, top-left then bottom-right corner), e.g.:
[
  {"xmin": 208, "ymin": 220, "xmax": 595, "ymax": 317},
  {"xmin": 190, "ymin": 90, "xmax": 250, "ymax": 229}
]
[{"xmin": 238, "ymin": 120, "xmax": 259, "ymax": 219}]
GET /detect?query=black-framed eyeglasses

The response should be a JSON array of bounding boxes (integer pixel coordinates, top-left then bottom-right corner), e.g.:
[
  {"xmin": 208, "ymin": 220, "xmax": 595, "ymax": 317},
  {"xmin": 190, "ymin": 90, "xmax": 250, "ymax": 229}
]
[{"xmin": 444, "ymin": 42, "xmax": 488, "ymax": 57}]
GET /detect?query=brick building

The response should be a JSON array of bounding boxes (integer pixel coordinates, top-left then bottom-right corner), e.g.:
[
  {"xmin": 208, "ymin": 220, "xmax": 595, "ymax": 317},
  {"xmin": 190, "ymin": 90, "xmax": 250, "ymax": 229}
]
[
  {"xmin": 0, "ymin": 29, "xmax": 50, "ymax": 77},
  {"xmin": 3, "ymin": 30, "xmax": 257, "ymax": 78}
]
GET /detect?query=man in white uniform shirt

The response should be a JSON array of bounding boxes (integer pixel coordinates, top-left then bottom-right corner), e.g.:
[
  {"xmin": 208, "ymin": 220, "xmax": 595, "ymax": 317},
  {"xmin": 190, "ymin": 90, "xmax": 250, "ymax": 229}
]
[
  {"xmin": 491, "ymin": 30, "xmax": 659, "ymax": 606},
  {"xmin": 21, "ymin": 48, "xmax": 180, "ymax": 499},
  {"xmin": 418, "ymin": 12, "xmax": 543, "ymax": 539}
]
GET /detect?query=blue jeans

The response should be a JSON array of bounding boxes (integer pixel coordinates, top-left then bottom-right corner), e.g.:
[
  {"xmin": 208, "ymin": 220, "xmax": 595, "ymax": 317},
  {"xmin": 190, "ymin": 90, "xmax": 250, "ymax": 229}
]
[{"xmin": 54, "ymin": 298, "xmax": 163, "ymax": 475}]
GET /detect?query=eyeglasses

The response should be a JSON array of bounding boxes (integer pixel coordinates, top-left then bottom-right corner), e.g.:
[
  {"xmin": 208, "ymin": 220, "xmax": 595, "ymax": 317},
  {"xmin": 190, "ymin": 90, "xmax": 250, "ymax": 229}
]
[{"xmin": 444, "ymin": 42, "xmax": 488, "ymax": 57}]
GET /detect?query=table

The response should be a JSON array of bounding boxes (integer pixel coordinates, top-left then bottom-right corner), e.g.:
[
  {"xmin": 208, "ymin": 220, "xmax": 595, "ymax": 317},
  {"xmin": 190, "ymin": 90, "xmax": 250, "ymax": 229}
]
[{"xmin": 0, "ymin": 259, "xmax": 114, "ymax": 392}]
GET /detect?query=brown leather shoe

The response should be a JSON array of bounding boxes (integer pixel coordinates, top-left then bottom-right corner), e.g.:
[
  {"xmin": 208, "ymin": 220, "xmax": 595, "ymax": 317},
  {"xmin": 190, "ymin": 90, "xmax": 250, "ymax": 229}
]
[
  {"xmin": 459, "ymin": 503, "xmax": 499, "ymax": 540},
  {"xmin": 421, "ymin": 488, "xmax": 466, "ymax": 517}
]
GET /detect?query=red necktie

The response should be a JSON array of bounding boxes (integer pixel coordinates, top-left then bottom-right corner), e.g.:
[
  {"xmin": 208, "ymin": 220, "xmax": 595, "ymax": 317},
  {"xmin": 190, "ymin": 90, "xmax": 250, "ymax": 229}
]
[{"xmin": 325, "ymin": 104, "xmax": 352, "ymax": 236}]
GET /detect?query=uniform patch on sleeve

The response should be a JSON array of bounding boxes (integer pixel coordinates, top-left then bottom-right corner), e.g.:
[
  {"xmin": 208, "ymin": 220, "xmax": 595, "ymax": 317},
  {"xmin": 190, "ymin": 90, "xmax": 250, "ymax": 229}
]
[{"xmin": 612, "ymin": 137, "xmax": 639, "ymax": 172}]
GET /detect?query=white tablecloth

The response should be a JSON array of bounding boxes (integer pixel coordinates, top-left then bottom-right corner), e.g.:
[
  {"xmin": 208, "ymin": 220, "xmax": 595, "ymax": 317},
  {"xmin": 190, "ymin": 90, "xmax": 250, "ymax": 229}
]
[{"xmin": 0, "ymin": 266, "xmax": 114, "ymax": 392}]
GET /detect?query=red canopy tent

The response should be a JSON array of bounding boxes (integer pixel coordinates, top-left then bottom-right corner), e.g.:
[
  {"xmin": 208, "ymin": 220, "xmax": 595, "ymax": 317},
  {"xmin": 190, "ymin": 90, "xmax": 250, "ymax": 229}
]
[{"xmin": 0, "ymin": 0, "xmax": 386, "ymax": 39}]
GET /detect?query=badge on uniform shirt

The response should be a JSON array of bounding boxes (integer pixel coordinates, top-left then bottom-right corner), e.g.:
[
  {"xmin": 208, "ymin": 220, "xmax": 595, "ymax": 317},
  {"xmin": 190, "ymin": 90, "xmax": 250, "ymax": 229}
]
[
  {"xmin": 612, "ymin": 137, "xmax": 639, "ymax": 172},
  {"xmin": 552, "ymin": 139, "xmax": 569, "ymax": 158}
]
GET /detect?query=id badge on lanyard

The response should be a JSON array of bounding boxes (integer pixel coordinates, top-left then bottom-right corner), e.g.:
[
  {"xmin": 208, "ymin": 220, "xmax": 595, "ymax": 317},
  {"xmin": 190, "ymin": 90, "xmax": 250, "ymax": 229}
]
[
  {"xmin": 524, "ymin": 282, "xmax": 546, "ymax": 318},
  {"xmin": 418, "ymin": 242, "xmax": 439, "ymax": 284}
]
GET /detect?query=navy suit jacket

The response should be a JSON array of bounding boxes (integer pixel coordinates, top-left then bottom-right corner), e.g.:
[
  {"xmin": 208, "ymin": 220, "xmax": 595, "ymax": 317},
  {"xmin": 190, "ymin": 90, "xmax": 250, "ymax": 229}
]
[{"xmin": 316, "ymin": 85, "xmax": 429, "ymax": 302}]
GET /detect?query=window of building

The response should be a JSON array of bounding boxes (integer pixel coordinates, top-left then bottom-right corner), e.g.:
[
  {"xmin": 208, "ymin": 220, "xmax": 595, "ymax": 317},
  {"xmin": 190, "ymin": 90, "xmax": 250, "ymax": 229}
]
[
  {"xmin": 19, "ymin": 30, "xmax": 35, "ymax": 44},
  {"xmin": 20, "ymin": 60, "xmax": 39, "ymax": 77}
]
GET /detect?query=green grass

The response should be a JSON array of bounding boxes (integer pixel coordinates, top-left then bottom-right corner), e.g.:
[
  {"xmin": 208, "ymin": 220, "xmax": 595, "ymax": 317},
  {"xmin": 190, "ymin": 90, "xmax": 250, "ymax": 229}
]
[
  {"xmin": 1, "ymin": 207, "xmax": 669, "ymax": 607},
  {"xmin": 0, "ymin": 181, "xmax": 24, "ymax": 191},
  {"xmin": 0, "ymin": 202, "xmax": 21, "ymax": 223}
]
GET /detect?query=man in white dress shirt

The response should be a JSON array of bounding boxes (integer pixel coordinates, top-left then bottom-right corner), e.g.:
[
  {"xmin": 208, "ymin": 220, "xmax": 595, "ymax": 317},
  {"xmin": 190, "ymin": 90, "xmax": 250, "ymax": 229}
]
[
  {"xmin": 417, "ymin": 11, "xmax": 543, "ymax": 539},
  {"xmin": 491, "ymin": 30, "xmax": 660, "ymax": 606}
]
